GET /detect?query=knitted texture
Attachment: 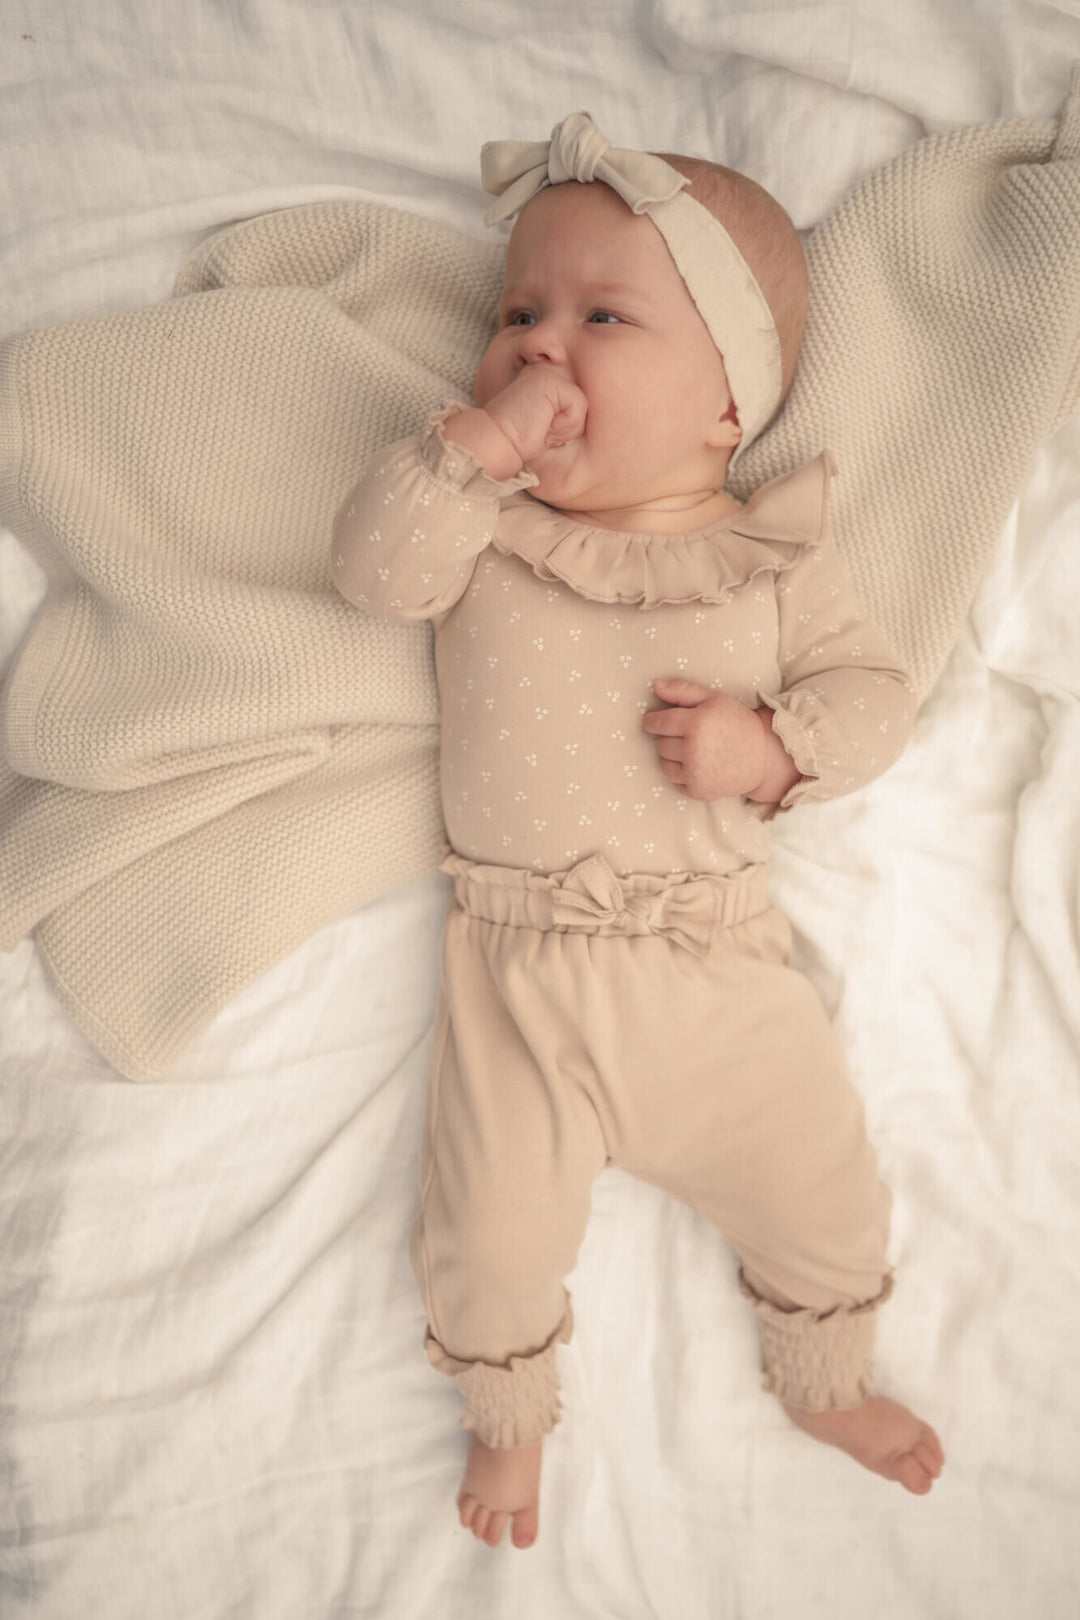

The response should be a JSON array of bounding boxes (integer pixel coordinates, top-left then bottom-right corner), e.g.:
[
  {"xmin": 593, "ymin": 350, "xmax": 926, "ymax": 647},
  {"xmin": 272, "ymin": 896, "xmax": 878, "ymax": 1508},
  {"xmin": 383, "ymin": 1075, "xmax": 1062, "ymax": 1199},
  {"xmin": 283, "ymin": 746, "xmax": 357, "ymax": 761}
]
[
  {"xmin": 423, "ymin": 1299, "xmax": 575, "ymax": 1449},
  {"xmin": 730, "ymin": 71, "xmax": 1080, "ymax": 680},
  {"xmin": 0, "ymin": 201, "xmax": 503, "ymax": 1076},
  {"xmin": 1, "ymin": 74, "xmax": 1078, "ymax": 1079},
  {"xmin": 738, "ymin": 1269, "xmax": 895, "ymax": 1411}
]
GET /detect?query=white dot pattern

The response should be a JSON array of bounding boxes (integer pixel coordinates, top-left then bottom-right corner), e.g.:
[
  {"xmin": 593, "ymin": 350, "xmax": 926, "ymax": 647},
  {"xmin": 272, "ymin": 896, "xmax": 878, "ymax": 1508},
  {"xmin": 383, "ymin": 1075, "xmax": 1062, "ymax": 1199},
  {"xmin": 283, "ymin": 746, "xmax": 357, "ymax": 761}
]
[
  {"xmin": 332, "ymin": 414, "xmax": 918, "ymax": 877},
  {"xmin": 435, "ymin": 548, "xmax": 781, "ymax": 873}
]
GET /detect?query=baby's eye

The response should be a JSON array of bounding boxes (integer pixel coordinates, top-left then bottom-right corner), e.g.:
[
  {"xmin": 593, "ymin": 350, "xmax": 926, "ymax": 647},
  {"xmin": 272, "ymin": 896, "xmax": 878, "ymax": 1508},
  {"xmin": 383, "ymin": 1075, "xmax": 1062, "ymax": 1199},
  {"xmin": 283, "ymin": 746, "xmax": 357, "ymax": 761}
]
[
  {"xmin": 506, "ymin": 310, "xmax": 535, "ymax": 326},
  {"xmin": 588, "ymin": 311, "xmax": 621, "ymax": 324}
]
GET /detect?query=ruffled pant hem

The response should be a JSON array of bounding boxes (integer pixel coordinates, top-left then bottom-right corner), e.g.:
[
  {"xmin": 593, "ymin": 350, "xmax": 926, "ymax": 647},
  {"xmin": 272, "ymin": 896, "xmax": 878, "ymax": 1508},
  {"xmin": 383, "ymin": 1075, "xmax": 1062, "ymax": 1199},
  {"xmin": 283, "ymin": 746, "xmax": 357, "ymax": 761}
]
[
  {"xmin": 423, "ymin": 1295, "xmax": 575, "ymax": 1448},
  {"xmin": 738, "ymin": 1267, "xmax": 895, "ymax": 1411}
]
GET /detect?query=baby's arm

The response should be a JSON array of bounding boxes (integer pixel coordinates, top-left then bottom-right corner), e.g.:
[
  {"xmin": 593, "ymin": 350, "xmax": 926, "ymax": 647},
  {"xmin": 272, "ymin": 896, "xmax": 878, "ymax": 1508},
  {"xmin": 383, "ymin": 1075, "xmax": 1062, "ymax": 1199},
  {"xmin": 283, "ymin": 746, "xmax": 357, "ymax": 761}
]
[
  {"xmin": 645, "ymin": 497, "xmax": 916, "ymax": 811},
  {"xmin": 755, "ymin": 522, "xmax": 917, "ymax": 818},
  {"xmin": 331, "ymin": 409, "xmax": 537, "ymax": 622},
  {"xmin": 332, "ymin": 368, "xmax": 588, "ymax": 619}
]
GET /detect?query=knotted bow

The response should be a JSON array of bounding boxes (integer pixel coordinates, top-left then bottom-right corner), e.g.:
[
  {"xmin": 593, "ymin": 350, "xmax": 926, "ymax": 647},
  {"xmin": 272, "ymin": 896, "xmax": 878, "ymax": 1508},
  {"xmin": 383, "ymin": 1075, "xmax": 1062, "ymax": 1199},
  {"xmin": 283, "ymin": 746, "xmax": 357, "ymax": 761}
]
[
  {"xmin": 548, "ymin": 855, "xmax": 714, "ymax": 959},
  {"xmin": 481, "ymin": 109, "xmax": 688, "ymax": 226}
]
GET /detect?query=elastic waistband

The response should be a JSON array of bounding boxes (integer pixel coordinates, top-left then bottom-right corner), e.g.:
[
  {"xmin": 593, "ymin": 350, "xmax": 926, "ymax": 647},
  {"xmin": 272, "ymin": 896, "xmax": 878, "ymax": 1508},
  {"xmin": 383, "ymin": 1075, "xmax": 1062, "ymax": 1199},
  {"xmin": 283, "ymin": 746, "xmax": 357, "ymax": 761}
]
[{"xmin": 438, "ymin": 850, "xmax": 771, "ymax": 960}]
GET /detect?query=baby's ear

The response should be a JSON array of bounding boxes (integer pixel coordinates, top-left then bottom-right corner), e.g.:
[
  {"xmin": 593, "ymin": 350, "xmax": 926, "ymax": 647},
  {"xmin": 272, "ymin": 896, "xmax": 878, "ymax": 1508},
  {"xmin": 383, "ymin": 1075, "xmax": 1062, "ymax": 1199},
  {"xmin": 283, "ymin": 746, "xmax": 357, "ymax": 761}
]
[{"xmin": 706, "ymin": 416, "xmax": 743, "ymax": 450}]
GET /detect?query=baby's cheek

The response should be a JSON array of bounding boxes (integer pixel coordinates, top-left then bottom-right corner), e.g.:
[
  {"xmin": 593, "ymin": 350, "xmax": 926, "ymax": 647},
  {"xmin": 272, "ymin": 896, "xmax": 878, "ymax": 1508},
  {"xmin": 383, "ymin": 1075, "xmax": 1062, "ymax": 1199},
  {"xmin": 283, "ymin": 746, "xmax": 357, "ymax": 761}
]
[{"xmin": 472, "ymin": 344, "xmax": 504, "ymax": 409}]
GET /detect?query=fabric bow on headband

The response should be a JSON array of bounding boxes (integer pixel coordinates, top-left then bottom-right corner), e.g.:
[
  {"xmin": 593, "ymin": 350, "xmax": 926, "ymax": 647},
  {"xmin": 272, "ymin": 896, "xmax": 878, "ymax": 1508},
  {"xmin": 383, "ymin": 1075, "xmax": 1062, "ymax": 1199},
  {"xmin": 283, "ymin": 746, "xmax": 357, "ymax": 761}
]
[
  {"xmin": 479, "ymin": 110, "xmax": 784, "ymax": 465},
  {"xmin": 480, "ymin": 109, "xmax": 687, "ymax": 222}
]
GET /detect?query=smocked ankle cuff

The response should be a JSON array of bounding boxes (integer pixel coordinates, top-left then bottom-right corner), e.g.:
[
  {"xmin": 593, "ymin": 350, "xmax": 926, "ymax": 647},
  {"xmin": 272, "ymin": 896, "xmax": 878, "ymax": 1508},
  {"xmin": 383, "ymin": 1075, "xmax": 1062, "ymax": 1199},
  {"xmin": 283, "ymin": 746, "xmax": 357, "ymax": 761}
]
[
  {"xmin": 423, "ymin": 1297, "xmax": 574, "ymax": 1448},
  {"xmin": 738, "ymin": 1268, "xmax": 895, "ymax": 1412}
]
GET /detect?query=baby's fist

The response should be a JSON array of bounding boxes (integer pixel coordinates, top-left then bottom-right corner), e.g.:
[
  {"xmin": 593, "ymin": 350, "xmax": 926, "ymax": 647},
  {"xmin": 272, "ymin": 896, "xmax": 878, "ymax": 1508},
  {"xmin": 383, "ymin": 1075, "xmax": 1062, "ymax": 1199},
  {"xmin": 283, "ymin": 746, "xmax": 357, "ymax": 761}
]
[{"xmin": 485, "ymin": 367, "xmax": 588, "ymax": 464}]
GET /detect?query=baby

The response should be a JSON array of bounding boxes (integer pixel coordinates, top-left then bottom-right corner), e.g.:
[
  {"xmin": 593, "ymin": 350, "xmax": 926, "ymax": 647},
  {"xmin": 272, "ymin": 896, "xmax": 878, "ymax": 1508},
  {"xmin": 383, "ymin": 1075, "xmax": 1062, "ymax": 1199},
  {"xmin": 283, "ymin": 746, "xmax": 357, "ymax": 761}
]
[{"xmin": 332, "ymin": 111, "xmax": 945, "ymax": 1552}]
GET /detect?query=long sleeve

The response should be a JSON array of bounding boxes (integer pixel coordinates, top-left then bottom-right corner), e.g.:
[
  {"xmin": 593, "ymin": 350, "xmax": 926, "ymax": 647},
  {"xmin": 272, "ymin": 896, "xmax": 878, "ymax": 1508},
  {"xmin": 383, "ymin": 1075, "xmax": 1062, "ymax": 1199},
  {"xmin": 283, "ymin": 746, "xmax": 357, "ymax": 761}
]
[
  {"xmin": 757, "ymin": 500, "xmax": 918, "ymax": 816},
  {"xmin": 331, "ymin": 404, "xmax": 539, "ymax": 623}
]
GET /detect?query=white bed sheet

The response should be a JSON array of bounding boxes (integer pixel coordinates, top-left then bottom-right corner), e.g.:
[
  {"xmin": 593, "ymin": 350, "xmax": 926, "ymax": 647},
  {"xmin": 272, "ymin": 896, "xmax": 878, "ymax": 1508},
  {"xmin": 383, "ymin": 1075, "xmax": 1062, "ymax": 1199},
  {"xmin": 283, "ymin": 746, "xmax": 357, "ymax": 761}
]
[{"xmin": 2, "ymin": 3, "xmax": 1079, "ymax": 1616}]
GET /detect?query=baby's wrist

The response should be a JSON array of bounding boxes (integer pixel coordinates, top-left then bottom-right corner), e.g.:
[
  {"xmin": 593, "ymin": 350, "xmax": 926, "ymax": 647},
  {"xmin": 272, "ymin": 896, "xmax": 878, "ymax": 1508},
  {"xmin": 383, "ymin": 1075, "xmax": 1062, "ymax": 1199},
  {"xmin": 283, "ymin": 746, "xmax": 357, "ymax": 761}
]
[
  {"xmin": 441, "ymin": 407, "xmax": 524, "ymax": 482},
  {"xmin": 745, "ymin": 706, "xmax": 803, "ymax": 804}
]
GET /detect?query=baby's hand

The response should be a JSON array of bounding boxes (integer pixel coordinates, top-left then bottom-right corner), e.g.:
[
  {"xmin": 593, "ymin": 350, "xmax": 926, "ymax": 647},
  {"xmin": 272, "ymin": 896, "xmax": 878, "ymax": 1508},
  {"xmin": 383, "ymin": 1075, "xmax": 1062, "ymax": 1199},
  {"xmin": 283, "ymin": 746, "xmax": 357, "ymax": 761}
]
[
  {"xmin": 642, "ymin": 678, "xmax": 768, "ymax": 800},
  {"xmin": 484, "ymin": 367, "xmax": 588, "ymax": 466}
]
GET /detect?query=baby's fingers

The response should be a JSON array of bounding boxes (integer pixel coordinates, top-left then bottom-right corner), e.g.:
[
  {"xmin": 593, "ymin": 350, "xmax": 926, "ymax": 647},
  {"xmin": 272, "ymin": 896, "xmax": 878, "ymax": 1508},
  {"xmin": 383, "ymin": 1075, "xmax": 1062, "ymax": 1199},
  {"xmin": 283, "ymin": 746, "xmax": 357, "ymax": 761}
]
[{"xmin": 547, "ymin": 397, "xmax": 587, "ymax": 446}]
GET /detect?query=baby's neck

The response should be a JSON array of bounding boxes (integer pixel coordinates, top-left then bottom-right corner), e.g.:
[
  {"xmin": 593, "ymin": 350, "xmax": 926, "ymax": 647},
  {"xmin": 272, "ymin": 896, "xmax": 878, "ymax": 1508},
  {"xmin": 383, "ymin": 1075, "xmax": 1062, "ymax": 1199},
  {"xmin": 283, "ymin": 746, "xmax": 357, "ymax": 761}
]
[{"xmin": 553, "ymin": 487, "xmax": 745, "ymax": 534}]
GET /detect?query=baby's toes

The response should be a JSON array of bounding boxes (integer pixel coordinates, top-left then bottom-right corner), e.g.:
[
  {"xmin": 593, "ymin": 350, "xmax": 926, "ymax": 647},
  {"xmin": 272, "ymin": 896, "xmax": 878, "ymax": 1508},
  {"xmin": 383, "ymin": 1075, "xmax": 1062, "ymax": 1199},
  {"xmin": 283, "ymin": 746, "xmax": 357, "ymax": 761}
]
[
  {"xmin": 458, "ymin": 1491, "xmax": 478, "ymax": 1530},
  {"xmin": 914, "ymin": 1436, "xmax": 944, "ymax": 1479},
  {"xmin": 896, "ymin": 1450, "xmax": 934, "ymax": 1495},
  {"xmin": 513, "ymin": 1503, "xmax": 539, "ymax": 1549},
  {"xmin": 470, "ymin": 1504, "xmax": 491, "ymax": 1540},
  {"xmin": 484, "ymin": 1510, "xmax": 509, "ymax": 1547}
]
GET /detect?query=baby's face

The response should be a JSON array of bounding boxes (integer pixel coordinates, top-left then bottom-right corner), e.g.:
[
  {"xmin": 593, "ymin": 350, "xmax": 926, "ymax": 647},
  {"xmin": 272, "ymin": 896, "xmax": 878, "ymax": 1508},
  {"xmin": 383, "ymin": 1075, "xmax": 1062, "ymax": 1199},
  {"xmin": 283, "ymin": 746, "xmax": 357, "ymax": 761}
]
[{"xmin": 473, "ymin": 181, "xmax": 740, "ymax": 525}]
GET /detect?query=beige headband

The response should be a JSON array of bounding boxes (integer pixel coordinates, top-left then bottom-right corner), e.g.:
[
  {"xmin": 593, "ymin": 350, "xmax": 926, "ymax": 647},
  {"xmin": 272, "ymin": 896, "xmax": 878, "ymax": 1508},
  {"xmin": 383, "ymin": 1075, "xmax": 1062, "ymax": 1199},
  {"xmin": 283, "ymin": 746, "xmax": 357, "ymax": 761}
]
[{"xmin": 480, "ymin": 110, "xmax": 784, "ymax": 467}]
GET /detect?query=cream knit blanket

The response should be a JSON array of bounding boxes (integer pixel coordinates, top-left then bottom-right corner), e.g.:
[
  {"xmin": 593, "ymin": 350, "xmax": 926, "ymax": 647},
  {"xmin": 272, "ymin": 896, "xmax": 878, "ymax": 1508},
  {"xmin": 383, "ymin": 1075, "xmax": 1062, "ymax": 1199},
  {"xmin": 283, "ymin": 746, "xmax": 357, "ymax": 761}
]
[{"xmin": 2, "ymin": 75, "xmax": 1078, "ymax": 1080}]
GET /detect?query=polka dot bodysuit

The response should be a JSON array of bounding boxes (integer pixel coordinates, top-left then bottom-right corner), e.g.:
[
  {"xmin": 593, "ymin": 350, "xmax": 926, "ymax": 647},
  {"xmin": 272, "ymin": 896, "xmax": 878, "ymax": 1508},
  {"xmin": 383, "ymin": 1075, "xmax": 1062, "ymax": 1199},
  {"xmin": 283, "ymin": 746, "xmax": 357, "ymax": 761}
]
[
  {"xmin": 330, "ymin": 404, "xmax": 921, "ymax": 1446},
  {"xmin": 332, "ymin": 406, "xmax": 917, "ymax": 879}
]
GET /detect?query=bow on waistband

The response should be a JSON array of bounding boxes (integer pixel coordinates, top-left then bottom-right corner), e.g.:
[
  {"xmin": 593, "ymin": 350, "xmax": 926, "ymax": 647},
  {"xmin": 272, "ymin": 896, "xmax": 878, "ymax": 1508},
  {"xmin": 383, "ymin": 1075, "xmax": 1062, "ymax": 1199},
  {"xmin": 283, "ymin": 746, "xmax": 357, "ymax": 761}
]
[
  {"xmin": 481, "ymin": 109, "xmax": 688, "ymax": 226},
  {"xmin": 548, "ymin": 855, "xmax": 714, "ymax": 959}
]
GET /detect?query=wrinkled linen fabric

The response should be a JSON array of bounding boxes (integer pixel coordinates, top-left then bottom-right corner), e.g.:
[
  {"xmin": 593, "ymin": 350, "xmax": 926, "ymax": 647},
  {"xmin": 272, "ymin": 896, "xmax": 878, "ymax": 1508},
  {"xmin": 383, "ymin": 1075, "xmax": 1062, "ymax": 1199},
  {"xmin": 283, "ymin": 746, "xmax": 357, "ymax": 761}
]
[{"xmin": 2, "ymin": 7, "xmax": 1080, "ymax": 1619}]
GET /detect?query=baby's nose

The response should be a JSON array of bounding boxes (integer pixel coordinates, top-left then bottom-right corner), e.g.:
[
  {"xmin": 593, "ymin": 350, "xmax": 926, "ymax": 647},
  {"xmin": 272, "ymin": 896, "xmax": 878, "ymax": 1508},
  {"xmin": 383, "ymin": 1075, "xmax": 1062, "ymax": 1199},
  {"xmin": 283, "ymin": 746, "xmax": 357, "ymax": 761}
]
[{"xmin": 518, "ymin": 319, "xmax": 566, "ymax": 365}]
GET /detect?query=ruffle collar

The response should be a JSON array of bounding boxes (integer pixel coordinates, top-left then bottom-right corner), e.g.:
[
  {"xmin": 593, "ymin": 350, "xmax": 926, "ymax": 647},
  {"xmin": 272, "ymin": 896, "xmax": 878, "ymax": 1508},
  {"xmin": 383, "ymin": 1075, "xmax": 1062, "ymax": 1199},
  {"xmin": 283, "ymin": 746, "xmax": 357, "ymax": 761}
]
[{"xmin": 489, "ymin": 450, "xmax": 838, "ymax": 609}]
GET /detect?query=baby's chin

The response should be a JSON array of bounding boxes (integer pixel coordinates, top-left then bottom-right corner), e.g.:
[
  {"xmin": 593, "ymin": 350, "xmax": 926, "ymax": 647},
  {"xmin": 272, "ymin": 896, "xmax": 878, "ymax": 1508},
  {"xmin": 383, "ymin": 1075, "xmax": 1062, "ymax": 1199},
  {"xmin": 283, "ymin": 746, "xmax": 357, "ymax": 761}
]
[
  {"xmin": 524, "ymin": 472, "xmax": 589, "ymax": 516},
  {"xmin": 522, "ymin": 441, "xmax": 588, "ymax": 499}
]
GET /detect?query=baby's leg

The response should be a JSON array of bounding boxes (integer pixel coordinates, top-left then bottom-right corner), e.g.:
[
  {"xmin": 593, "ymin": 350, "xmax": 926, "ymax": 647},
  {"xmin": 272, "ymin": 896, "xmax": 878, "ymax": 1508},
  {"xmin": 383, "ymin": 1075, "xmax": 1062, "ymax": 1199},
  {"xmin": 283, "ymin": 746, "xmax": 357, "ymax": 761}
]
[
  {"xmin": 410, "ymin": 902, "xmax": 608, "ymax": 1548},
  {"xmin": 718, "ymin": 956, "xmax": 947, "ymax": 1492},
  {"xmin": 602, "ymin": 906, "xmax": 945, "ymax": 1491}
]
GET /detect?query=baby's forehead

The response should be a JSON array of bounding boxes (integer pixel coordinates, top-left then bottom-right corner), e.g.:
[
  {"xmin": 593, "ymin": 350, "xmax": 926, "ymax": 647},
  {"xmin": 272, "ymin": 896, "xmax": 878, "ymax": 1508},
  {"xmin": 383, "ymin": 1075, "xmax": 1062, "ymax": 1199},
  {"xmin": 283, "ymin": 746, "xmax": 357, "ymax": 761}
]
[
  {"xmin": 510, "ymin": 179, "xmax": 647, "ymax": 244},
  {"xmin": 504, "ymin": 183, "xmax": 678, "ymax": 282}
]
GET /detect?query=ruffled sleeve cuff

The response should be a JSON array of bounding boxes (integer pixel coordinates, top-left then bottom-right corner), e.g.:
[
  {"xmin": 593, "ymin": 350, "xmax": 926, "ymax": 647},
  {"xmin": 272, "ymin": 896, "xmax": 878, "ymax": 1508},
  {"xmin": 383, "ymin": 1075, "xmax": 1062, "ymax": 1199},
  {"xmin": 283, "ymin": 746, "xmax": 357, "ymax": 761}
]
[
  {"xmin": 422, "ymin": 402, "xmax": 540, "ymax": 501},
  {"xmin": 331, "ymin": 404, "xmax": 539, "ymax": 622},
  {"xmin": 755, "ymin": 666, "xmax": 915, "ymax": 820},
  {"xmin": 755, "ymin": 690, "xmax": 824, "ymax": 819}
]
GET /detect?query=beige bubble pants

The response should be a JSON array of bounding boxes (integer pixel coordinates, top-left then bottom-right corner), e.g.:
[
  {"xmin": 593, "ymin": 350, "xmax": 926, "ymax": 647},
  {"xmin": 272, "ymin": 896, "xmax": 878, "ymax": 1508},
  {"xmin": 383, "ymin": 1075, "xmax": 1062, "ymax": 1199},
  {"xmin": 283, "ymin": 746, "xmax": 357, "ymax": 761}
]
[{"xmin": 409, "ymin": 850, "xmax": 894, "ymax": 1450}]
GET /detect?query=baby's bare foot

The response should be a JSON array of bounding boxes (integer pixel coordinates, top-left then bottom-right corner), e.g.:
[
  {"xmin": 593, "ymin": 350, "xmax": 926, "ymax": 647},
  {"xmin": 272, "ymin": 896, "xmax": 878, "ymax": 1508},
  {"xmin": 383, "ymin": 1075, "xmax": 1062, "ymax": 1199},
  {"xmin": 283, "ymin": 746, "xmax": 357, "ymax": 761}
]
[
  {"xmin": 781, "ymin": 1394, "xmax": 945, "ymax": 1494},
  {"xmin": 457, "ymin": 1434, "xmax": 543, "ymax": 1549}
]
